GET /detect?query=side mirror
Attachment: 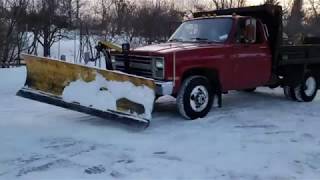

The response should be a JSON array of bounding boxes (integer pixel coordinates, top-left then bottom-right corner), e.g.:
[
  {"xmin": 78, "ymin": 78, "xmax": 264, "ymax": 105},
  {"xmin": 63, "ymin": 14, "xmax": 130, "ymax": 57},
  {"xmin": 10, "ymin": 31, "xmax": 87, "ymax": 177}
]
[{"xmin": 245, "ymin": 18, "xmax": 257, "ymax": 43}]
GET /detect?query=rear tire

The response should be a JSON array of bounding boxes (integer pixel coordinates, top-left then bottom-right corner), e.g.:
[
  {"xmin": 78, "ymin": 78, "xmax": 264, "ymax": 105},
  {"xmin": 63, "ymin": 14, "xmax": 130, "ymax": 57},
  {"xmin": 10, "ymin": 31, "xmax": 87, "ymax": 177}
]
[
  {"xmin": 283, "ymin": 86, "xmax": 297, "ymax": 100},
  {"xmin": 177, "ymin": 76, "xmax": 214, "ymax": 120},
  {"xmin": 294, "ymin": 73, "xmax": 318, "ymax": 102}
]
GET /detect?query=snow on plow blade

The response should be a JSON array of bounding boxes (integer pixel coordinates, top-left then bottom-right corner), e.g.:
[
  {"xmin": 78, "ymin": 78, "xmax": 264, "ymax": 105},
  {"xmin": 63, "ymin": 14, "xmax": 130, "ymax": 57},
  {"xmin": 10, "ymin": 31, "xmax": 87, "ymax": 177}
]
[{"xmin": 17, "ymin": 54, "xmax": 156, "ymax": 127}]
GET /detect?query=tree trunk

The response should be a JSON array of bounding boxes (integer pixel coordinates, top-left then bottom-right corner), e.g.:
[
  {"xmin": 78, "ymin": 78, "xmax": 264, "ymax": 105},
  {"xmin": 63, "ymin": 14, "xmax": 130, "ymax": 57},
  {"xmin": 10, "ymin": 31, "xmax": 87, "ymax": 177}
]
[
  {"xmin": 43, "ymin": 42, "xmax": 50, "ymax": 57},
  {"xmin": 43, "ymin": 31, "xmax": 50, "ymax": 57}
]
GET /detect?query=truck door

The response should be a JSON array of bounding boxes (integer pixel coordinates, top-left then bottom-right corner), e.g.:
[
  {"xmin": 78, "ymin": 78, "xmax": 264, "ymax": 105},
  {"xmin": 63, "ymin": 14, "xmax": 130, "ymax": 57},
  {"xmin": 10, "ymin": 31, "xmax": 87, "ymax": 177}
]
[{"xmin": 232, "ymin": 18, "xmax": 271, "ymax": 90}]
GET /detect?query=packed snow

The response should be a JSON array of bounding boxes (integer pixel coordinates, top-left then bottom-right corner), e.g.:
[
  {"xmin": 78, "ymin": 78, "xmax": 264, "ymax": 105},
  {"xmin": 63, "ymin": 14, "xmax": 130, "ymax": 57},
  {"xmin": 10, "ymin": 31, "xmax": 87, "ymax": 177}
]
[
  {"xmin": 1, "ymin": 67, "xmax": 320, "ymax": 180},
  {"xmin": 62, "ymin": 72, "xmax": 155, "ymax": 120}
]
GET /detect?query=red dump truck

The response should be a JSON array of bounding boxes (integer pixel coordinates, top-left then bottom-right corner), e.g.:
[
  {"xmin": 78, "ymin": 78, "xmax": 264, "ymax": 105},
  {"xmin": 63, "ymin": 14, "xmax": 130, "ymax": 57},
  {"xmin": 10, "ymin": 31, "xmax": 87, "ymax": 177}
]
[
  {"xmin": 112, "ymin": 4, "xmax": 320, "ymax": 119},
  {"xmin": 18, "ymin": 5, "xmax": 320, "ymax": 127}
]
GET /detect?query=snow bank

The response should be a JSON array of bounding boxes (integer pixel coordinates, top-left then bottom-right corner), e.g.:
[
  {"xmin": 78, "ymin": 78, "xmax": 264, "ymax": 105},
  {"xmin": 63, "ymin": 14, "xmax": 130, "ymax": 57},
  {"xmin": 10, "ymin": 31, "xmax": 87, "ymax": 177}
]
[
  {"xmin": 0, "ymin": 67, "xmax": 26, "ymax": 94},
  {"xmin": 62, "ymin": 72, "xmax": 155, "ymax": 120}
]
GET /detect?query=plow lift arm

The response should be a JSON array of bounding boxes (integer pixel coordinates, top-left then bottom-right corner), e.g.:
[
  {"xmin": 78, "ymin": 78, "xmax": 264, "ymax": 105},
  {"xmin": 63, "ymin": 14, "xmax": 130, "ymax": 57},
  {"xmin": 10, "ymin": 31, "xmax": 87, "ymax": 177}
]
[
  {"xmin": 87, "ymin": 41, "xmax": 130, "ymax": 71},
  {"xmin": 16, "ymin": 41, "xmax": 156, "ymax": 128}
]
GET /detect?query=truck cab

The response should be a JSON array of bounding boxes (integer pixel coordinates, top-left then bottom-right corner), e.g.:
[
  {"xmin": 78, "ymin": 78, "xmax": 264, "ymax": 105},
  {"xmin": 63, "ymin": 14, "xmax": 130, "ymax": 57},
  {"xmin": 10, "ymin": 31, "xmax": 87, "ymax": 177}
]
[{"xmin": 112, "ymin": 14, "xmax": 272, "ymax": 119}]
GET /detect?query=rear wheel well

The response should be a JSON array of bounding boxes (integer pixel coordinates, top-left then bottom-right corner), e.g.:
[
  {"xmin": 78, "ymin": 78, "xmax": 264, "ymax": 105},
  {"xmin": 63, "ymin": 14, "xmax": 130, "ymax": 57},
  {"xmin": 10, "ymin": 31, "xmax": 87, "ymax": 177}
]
[
  {"xmin": 279, "ymin": 65, "xmax": 304, "ymax": 87},
  {"xmin": 279, "ymin": 64, "xmax": 320, "ymax": 88}
]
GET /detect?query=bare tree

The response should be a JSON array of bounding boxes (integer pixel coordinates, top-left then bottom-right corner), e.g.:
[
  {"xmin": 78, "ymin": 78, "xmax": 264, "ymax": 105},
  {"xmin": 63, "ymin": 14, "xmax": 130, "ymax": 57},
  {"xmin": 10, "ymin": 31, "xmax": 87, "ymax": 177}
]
[
  {"xmin": 286, "ymin": 0, "xmax": 304, "ymax": 41},
  {"xmin": 0, "ymin": 0, "xmax": 29, "ymax": 67},
  {"xmin": 264, "ymin": 0, "xmax": 280, "ymax": 5},
  {"xmin": 304, "ymin": 0, "xmax": 320, "ymax": 36},
  {"xmin": 26, "ymin": 0, "xmax": 70, "ymax": 57},
  {"xmin": 308, "ymin": 0, "xmax": 320, "ymax": 17},
  {"xmin": 211, "ymin": 0, "xmax": 247, "ymax": 10},
  {"xmin": 133, "ymin": 1, "xmax": 182, "ymax": 43}
]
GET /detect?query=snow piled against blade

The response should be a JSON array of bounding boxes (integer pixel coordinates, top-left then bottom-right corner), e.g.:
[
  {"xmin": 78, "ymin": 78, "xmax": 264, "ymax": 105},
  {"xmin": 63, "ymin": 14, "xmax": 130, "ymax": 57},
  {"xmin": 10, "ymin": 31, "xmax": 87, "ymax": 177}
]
[{"xmin": 62, "ymin": 73, "xmax": 155, "ymax": 120}]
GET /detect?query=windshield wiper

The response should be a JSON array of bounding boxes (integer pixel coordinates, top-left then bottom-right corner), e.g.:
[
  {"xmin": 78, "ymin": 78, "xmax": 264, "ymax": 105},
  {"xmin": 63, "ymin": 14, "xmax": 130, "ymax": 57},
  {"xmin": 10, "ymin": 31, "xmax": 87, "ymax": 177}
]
[
  {"xmin": 191, "ymin": 37, "xmax": 208, "ymax": 41},
  {"xmin": 168, "ymin": 38, "xmax": 183, "ymax": 42},
  {"xmin": 190, "ymin": 38, "xmax": 220, "ymax": 43}
]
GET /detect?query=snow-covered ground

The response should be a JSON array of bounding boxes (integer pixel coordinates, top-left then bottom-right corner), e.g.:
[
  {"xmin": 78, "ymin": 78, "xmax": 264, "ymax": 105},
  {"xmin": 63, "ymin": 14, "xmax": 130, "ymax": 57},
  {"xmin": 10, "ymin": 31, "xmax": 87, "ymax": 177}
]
[{"xmin": 1, "ymin": 67, "xmax": 320, "ymax": 180}]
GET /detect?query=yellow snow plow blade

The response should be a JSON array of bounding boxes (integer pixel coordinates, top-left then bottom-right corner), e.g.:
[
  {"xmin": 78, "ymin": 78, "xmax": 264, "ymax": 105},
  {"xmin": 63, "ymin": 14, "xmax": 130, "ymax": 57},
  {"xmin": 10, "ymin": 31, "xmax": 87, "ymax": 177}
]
[{"xmin": 17, "ymin": 54, "xmax": 156, "ymax": 127}]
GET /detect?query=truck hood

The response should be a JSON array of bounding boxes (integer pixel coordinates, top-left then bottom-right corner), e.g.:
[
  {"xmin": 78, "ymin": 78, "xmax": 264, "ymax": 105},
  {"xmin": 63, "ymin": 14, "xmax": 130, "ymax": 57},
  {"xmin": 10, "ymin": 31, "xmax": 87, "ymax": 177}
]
[{"xmin": 133, "ymin": 42, "xmax": 223, "ymax": 55}]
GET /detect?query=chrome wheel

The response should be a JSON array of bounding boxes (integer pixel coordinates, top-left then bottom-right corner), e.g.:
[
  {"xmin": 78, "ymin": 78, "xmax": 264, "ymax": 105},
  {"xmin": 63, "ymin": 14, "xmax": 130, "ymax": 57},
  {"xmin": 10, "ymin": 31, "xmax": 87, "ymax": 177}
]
[
  {"xmin": 177, "ymin": 76, "xmax": 214, "ymax": 120},
  {"xmin": 294, "ymin": 73, "xmax": 318, "ymax": 102},
  {"xmin": 190, "ymin": 85, "xmax": 209, "ymax": 112},
  {"xmin": 304, "ymin": 76, "xmax": 317, "ymax": 97}
]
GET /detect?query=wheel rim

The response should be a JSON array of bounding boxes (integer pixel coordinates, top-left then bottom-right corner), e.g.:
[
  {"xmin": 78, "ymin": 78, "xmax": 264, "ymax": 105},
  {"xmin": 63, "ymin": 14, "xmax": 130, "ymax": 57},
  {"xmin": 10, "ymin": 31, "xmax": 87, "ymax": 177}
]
[
  {"xmin": 190, "ymin": 85, "xmax": 209, "ymax": 112},
  {"xmin": 304, "ymin": 76, "xmax": 317, "ymax": 96}
]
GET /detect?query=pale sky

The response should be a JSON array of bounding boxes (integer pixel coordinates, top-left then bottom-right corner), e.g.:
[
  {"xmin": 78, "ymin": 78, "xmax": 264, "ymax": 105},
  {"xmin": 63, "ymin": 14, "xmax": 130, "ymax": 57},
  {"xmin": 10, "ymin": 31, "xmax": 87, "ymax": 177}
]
[
  {"xmin": 142, "ymin": 0, "xmax": 292, "ymax": 10},
  {"xmin": 87, "ymin": 0, "xmax": 293, "ymax": 10},
  {"xmin": 171, "ymin": 0, "xmax": 265, "ymax": 6},
  {"xmin": 84, "ymin": 0, "xmax": 295, "ymax": 16}
]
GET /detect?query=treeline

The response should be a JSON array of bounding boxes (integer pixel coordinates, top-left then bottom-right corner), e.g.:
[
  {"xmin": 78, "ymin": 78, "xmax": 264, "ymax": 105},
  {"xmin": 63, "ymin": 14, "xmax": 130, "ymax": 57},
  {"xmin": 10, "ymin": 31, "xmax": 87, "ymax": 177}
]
[
  {"xmin": 0, "ymin": 0, "xmax": 320, "ymax": 67},
  {"xmin": 284, "ymin": 0, "xmax": 320, "ymax": 44},
  {"xmin": 0, "ymin": 0, "xmax": 182, "ymax": 67}
]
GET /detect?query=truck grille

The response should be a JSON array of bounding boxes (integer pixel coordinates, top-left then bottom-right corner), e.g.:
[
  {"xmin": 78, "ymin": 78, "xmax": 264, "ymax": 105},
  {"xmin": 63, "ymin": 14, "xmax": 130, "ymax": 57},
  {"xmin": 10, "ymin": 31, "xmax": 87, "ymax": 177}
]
[{"xmin": 113, "ymin": 55, "xmax": 154, "ymax": 78}]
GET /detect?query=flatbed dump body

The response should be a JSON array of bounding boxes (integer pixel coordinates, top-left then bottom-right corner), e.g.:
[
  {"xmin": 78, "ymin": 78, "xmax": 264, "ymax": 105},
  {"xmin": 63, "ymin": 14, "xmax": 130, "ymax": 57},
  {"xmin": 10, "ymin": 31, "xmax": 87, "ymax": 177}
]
[{"xmin": 279, "ymin": 45, "xmax": 320, "ymax": 65}]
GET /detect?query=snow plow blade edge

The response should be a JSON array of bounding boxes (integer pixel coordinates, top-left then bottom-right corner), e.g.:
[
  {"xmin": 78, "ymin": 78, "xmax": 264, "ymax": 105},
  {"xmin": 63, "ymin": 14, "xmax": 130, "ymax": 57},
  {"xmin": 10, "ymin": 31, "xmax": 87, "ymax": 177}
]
[{"xmin": 17, "ymin": 54, "xmax": 156, "ymax": 127}]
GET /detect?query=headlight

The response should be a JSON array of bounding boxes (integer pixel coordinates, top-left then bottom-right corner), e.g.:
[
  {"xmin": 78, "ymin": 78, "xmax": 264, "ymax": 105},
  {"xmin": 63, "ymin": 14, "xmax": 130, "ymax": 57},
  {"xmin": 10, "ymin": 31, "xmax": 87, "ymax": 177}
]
[
  {"xmin": 155, "ymin": 59, "xmax": 164, "ymax": 69},
  {"xmin": 153, "ymin": 57, "xmax": 165, "ymax": 79}
]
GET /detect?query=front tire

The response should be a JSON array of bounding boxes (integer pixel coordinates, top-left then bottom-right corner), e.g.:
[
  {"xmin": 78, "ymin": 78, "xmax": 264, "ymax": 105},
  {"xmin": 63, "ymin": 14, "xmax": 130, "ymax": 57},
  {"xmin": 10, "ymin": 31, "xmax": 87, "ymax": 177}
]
[
  {"xmin": 294, "ymin": 73, "xmax": 318, "ymax": 102},
  {"xmin": 176, "ymin": 76, "xmax": 214, "ymax": 120}
]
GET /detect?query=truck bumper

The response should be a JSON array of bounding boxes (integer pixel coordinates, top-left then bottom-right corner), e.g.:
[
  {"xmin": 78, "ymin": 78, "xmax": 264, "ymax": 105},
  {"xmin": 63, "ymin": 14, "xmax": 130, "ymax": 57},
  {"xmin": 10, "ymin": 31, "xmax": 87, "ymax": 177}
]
[{"xmin": 155, "ymin": 81, "xmax": 174, "ymax": 96}]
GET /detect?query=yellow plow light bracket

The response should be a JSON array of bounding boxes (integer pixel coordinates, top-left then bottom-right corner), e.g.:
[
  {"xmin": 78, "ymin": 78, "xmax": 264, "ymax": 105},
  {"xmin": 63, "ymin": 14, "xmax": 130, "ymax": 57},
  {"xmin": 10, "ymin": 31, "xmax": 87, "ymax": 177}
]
[{"xmin": 99, "ymin": 41, "xmax": 123, "ymax": 52}]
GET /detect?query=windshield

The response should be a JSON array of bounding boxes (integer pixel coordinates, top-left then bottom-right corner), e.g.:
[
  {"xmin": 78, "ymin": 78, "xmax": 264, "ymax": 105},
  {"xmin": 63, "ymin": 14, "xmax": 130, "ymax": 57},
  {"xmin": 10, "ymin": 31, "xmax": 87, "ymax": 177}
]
[{"xmin": 169, "ymin": 18, "xmax": 233, "ymax": 43}]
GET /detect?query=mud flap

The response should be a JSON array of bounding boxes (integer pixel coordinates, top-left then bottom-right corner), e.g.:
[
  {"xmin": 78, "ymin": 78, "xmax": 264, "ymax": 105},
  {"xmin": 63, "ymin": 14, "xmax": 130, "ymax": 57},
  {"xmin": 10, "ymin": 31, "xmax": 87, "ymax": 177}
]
[{"xmin": 17, "ymin": 54, "xmax": 156, "ymax": 127}]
